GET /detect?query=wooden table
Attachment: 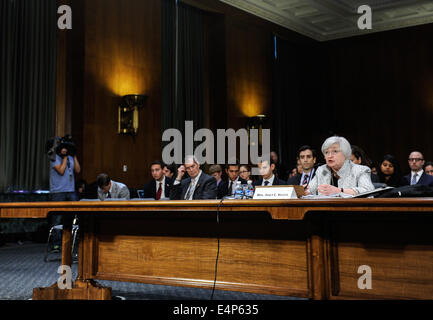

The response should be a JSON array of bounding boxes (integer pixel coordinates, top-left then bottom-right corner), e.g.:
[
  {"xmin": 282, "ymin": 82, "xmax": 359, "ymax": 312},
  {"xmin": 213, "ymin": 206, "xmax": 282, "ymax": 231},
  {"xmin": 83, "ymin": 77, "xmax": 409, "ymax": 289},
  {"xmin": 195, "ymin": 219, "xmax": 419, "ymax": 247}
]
[{"xmin": 1, "ymin": 198, "xmax": 433, "ymax": 300}]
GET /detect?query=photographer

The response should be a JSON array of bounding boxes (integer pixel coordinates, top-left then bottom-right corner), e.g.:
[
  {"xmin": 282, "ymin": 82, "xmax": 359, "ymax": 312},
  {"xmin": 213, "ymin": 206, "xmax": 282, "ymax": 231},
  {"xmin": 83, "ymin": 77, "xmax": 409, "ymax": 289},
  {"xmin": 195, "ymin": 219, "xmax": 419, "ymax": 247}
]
[
  {"xmin": 49, "ymin": 137, "xmax": 81, "ymax": 201},
  {"xmin": 47, "ymin": 136, "xmax": 81, "ymax": 252}
]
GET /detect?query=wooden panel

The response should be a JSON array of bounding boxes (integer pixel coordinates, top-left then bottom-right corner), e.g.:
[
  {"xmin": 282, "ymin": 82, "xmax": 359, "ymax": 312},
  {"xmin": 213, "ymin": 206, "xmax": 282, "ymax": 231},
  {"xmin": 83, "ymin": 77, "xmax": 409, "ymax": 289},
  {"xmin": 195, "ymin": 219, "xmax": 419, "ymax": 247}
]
[
  {"xmin": 82, "ymin": 0, "xmax": 162, "ymax": 187},
  {"xmin": 92, "ymin": 213, "xmax": 310, "ymax": 297},
  {"xmin": 327, "ymin": 216, "xmax": 433, "ymax": 299},
  {"xmin": 321, "ymin": 23, "xmax": 433, "ymax": 166}
]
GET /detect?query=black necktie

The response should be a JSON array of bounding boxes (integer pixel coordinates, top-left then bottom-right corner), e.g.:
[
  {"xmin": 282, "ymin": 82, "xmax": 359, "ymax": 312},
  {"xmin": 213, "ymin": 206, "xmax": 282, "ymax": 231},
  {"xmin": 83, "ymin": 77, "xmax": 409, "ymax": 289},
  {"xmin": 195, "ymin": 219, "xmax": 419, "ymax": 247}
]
[
  {"xmin": 264, "ymin": 180, "xmax": 270, "ymax": 186},
  {"xmin": 302, "ymin": 174, "xmax": 309, "ymax": 185},
  {"xmin": 228, "ymin": 181, "xmax": 233, "ymax": 195}
]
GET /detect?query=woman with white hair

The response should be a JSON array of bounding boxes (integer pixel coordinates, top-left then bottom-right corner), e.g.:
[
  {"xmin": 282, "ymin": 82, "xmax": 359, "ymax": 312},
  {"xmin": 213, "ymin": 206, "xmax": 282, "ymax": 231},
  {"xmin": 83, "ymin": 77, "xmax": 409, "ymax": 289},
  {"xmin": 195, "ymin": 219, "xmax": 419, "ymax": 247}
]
[{"xmin": 306, "ymin": 136, "xmax": 374, "ymax": 196}]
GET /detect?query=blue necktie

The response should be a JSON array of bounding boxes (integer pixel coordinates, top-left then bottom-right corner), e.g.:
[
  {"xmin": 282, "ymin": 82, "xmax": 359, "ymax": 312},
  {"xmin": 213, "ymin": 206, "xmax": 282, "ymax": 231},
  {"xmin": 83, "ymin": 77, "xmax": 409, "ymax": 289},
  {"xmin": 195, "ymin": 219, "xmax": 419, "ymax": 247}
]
[{"xmin": 411, "ymin": 173, "xmax": 418, "ymax": 185}]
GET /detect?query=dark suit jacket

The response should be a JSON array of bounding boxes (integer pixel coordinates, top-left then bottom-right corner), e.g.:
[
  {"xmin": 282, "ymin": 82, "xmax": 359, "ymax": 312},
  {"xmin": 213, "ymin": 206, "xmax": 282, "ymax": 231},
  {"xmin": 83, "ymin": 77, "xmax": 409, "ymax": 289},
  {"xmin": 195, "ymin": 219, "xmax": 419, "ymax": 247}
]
[
  {"xmin": 142, "ymin": 177, "xmax": 174, "ymax": 199},
  {"xmin": 287, "ymin": 168, "xmax": 318, "ymax": 186},
  {"xmin": 170, "ymin": 172, "xmax": 217, "ymax": 200},
  {"xmin": 401, "ymin": 172, "xmax": 433, "ymax": 187},
  {"xmin": 253, "ymin": 177, "xmax": 287, "ymax": 187},
  {"xmin": 217, "ymin": 178, "xmax": 247, "ymax": 199}
]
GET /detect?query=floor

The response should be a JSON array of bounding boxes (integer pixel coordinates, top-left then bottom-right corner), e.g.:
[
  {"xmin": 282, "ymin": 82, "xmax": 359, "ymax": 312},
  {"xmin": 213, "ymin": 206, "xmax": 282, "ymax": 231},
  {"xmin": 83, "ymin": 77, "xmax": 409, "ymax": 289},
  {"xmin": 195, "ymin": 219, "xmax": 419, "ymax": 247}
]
[{"xmin": 0, "ymin": 241, "xmax": 304, "ymax": 300}]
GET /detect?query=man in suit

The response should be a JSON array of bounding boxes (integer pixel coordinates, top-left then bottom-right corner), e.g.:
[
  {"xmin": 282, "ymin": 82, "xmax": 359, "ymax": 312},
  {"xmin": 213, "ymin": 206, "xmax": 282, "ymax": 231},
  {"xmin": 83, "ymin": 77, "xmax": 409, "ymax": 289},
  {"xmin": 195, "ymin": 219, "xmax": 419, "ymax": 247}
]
[
  {"xmin": 142, "ymin": 160, "xmax": 174, "ymax": 200},
  {"xmin": 170, "ymin": 155, "xmax": 217, "ymax": 200},
  {"xmin": 209, "ymin": 164, "xmax": 226, "ymax": 199},
  {"xmin": 402, "ymin": 151, "xmax": 433, "ymax": 187},
  {"xmin": 287, "ymin": 145, "xmax": 317, "ymax": 186},
  {"xmin": 97, "ymin": 173, "xmax": 130, "ymax": 200},
  {"xmin": 218, "ymin": 163, "xmax": 247, "ymax": 198},
  {"xmin": 270, "ymin": 151, "xmax": 287, "ymax": 181},
  {"xmin": 253, "ymin": 158, "xmax": 286, "ymax": 186}
]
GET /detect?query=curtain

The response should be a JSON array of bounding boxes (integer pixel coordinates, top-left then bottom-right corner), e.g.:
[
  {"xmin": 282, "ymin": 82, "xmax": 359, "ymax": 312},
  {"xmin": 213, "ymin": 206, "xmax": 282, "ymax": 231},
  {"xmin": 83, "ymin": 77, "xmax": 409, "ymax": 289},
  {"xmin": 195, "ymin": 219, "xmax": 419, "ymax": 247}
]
[
  {"xmin": 0, "ymin": 0, "xmax": 57, "ymax": 192},
  {"xmin": 272, "ymin": 36, "xmax": 331, "ymax": 171},
  {"xmin": 161, "ymin": 0, "xmax": 205, "ymax": 149}
]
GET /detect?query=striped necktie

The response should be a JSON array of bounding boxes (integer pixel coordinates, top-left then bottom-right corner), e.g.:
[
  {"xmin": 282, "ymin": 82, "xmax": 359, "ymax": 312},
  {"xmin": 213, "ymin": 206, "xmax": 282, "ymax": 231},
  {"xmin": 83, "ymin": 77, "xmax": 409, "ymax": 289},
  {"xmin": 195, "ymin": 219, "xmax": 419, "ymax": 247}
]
[
  {"xmin": 411, "ymin": 173, "xmax": 418, "ymax": 185},
  {"xmin": 184, "ymin": 180, "xmax": 194, "ymax": 200}
]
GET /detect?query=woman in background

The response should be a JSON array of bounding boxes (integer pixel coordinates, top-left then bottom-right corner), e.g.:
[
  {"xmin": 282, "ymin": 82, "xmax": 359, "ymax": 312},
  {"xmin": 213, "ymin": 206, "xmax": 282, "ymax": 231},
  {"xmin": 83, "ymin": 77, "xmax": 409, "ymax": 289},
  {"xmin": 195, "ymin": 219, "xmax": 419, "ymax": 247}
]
[
  {"xmin": 239, "ymin": 164, "xmax": 253, "ymax": 182},
  {"xmin": 377, "ymin": 154, "xmax": 403, "ymax": 187}
]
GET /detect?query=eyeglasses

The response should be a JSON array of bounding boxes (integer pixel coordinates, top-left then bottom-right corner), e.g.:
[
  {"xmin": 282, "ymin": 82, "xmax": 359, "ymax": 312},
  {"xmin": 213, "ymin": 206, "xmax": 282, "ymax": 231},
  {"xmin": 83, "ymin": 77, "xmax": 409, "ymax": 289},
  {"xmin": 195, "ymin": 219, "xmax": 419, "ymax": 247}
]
[
  {"xmin": 324, "ymin": 150, "xmax": 341, "ymax": 157},
  {"xmin": 408, "ymin": 158, "xmax": 424, "ymax": 162}
]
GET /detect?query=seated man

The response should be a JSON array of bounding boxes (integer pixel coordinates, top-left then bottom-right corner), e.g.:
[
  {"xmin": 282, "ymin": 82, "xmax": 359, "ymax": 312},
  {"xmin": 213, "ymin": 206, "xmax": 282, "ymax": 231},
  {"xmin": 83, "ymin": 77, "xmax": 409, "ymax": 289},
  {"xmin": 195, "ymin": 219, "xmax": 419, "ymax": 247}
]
[
  {"xmin": 169, "ymin": 155, "xmax": 217, "ymax": 200},
  {"xmin": 163, "ymin": 163, "xmax": 177, "ymax": 179},
  {"xmin": 142, "ymin": 160, "xmax": 173, "ymax": 199},
  {"xmin": 219, "ymin": 163, "xmax": 247, "ymax": 198},
  {"xmin": 425, "ymin": 161, "xmax": 433, "ymax": 176},
  {"xmin": 97, "ymin": 173, "xmax": 130, "ymax": 200},
  {"xmin": 287, "ymin": 145, "xmax": 317, "ymax": 186},
  {"xmin": 253, "ymin": 158, "xmax": 286, "ymax": 186},
  {"xmin": 208, "ymin": 164, "xmax": 225, "ymax": 199},
  {"xmin": 401, "ymin": 151, "xmax": 433, "ymax": 187}
]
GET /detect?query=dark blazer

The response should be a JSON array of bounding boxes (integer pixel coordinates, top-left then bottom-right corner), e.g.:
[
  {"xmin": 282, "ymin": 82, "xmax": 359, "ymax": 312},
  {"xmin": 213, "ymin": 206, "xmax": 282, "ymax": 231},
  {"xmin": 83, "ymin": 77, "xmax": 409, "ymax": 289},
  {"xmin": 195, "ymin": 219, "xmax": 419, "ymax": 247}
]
[
  {"xmin": 287, "ymin": 168, "xmax": 318, "ymax": 186},
  {"xmin": 218, "ymin": 178, "xmax": 247, "ymax": 199},
  {"xmin": 401, "ymin": 172, "xmax": 433, "ymax": 187},
  {"xmin": 142, "ymin": 177, "xmax": 174, "ymax": 199},
  {"xmin": 253, "ymin": 176, "xmax": 287, "ymax": 187},
  {"xmin": 170, "ymin": 172, "xmax": 217, "ymax": 200}
]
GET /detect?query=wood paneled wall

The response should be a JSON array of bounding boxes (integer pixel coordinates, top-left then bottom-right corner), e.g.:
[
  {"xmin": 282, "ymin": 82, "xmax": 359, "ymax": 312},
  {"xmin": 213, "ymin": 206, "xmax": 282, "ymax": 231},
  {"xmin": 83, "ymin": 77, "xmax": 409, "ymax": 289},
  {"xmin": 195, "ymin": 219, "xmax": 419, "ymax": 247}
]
[
  {"xmin": 320, "ymin": 24, "xmax": 433, "ymax": 171},
  {"xmin": 80, "ymin": 0, "xmax": 162, "ymax": 187}
]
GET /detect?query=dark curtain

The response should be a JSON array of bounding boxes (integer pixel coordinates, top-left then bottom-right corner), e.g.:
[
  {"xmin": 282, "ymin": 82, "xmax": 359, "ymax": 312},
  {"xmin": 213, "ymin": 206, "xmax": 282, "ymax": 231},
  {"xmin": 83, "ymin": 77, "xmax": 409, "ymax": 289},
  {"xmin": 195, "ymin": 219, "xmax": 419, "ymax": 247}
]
[
  {"xmin": 161, "ymin": 0, "xmax": 205, "ymax": 147},
  {"xmin": 272, "ymin": 36, "xmax": 330, "ymax": 172},
  {"xmin": 0, "ymin": 0, "xmax": 57, "ymax": 192}
]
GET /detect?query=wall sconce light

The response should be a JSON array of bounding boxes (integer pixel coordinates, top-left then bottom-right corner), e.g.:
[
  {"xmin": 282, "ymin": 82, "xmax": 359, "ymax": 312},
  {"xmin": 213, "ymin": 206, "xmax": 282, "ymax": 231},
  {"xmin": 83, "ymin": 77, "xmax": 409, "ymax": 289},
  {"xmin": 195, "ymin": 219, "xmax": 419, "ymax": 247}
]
[
  {"xmin": 118, "ymin": 94, "xmax": 146, "ymax": 135},
  {"xmin": 247, "ymin": 114, "xmax": 267, "ymax": 146}
]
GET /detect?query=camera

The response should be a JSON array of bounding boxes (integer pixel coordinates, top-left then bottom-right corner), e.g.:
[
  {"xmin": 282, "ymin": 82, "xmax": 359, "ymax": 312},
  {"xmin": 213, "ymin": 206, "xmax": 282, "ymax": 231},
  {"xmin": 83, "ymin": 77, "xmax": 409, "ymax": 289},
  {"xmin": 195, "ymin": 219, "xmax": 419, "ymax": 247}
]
[{"xmin": 45, "ymin": 134, "xmax": 76, "ymax": 161}]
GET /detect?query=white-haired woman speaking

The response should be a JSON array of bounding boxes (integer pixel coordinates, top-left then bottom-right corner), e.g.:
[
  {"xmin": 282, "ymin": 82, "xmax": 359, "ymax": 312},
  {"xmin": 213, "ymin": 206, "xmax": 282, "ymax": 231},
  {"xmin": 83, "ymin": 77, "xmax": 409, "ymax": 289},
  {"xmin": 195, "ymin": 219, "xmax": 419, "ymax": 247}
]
[{"xmin": 306, "ymin": 136, "xmax": 374, "ymax": 196}]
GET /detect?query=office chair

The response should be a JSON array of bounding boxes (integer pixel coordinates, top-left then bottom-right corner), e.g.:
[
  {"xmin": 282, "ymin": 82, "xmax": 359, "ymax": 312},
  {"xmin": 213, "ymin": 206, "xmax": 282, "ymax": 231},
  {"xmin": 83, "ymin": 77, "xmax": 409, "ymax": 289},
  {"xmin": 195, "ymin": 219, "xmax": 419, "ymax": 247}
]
[{"xmin": 44, "ymin": 215, "xmax": 79, "ymax": 262}]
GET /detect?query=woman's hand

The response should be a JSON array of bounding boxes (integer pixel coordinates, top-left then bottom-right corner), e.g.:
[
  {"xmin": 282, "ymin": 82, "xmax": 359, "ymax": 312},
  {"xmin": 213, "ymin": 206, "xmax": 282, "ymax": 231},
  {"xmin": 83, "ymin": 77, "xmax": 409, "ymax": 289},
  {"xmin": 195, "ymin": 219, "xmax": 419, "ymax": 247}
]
[{"xmin": 318, "ymin": 184, "xmax": 341, "ymax": 195}]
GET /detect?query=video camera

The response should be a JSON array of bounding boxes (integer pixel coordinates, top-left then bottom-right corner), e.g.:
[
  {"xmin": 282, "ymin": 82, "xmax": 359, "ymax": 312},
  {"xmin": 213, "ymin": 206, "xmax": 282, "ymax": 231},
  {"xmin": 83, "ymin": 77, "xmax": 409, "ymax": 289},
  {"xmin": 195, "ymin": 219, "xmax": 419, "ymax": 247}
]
[{"xmin": 45, "ymin": 134, "xmax": 76, "ymax": 162}]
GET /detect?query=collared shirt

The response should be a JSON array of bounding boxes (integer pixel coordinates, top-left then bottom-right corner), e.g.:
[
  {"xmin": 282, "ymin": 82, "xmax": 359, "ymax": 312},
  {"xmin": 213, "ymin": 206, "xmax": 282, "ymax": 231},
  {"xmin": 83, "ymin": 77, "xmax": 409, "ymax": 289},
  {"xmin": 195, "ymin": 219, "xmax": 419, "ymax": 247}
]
[
  {"xmin": 228, "ymin": 176, "xmax": 240, "ymax": 195},
  {"xmin": 155, "ymin": 176, "xmax": 166, "ymax": 197},
  {"xmin": 262, "ymin": 174, "xmax": 275, "ymax": 186},
  {"xmin": 411, "ymin": 170, "xmax": 423, "ymax": 184},
  {"xmin": 174, "ymin": 170, "xmax": 203, "ymax": 200},
  {"xmin": 300, "ymin": 168, "xmax": 315, "ymax": 185}
]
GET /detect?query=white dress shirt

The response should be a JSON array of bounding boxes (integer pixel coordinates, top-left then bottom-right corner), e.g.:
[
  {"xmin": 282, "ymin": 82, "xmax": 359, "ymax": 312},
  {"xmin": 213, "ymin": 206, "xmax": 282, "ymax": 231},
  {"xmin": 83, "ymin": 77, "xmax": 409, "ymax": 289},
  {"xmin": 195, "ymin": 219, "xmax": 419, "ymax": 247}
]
[
  {"xmin": 410, "ymin": 170, "xmax": 423, "ymax": 185},
  {"xmin": 174, "ymin": 170, "xmax": 203, "ymax": 200},
  {"xmin": 228, "ymin": 177, "xmax": 240, "ymax": 195},
  {"xmin": 262, "ymin": 174, "xmax": 275, "ymax": 186},
  {"xmin": 155, "ymin": 176, "xmax": 166, "ymax": 198},
  {"xmin": 300, "ymin": 168, "xmax": 315, "ymax": 185}
]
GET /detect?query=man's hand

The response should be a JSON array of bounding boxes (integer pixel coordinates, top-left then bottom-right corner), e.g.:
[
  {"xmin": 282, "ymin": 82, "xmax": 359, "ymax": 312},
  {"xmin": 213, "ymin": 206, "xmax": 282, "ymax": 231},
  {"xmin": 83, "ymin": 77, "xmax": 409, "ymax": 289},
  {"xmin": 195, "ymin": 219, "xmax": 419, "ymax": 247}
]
[{"xmin": 176, "ymin": 165, "xmax": 186, "ymax": 181}]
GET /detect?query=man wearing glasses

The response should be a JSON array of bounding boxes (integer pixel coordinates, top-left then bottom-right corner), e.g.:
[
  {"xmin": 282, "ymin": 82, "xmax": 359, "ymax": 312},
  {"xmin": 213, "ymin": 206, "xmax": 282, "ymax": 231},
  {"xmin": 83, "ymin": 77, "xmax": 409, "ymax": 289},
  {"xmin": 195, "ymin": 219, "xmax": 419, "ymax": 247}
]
[
  {"xmin": 402, "ymin": 151, "xmax": 433, "ymax": 186},
  {"xmin": 170, "ymin": 155, "xmax": 217, "ymax": 200}
]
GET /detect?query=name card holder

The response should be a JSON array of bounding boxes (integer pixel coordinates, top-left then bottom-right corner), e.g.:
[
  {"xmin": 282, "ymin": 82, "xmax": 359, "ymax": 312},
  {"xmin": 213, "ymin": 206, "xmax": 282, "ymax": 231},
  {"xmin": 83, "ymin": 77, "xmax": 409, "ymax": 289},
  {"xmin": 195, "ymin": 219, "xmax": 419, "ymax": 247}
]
[{"xmin": 253, "ymin": 185, "xmax": 305, "ymax": 200}]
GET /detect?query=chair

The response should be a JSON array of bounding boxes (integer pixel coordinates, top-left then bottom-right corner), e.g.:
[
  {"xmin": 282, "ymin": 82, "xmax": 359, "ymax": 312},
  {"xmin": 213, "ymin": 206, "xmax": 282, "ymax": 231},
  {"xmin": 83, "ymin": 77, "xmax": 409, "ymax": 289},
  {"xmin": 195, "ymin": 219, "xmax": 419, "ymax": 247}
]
[{"xmin": 44, "ymin": 216, "xmax": 79, "ymax": 262}]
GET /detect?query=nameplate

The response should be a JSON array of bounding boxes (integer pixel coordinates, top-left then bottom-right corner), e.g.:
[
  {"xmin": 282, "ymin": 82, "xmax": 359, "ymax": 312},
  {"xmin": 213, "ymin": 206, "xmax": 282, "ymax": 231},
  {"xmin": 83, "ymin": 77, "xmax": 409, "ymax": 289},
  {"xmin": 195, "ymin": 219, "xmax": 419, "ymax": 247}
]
[{"xmin": 253, "ymin": 185, "xmax": 304, "ymax": 200}]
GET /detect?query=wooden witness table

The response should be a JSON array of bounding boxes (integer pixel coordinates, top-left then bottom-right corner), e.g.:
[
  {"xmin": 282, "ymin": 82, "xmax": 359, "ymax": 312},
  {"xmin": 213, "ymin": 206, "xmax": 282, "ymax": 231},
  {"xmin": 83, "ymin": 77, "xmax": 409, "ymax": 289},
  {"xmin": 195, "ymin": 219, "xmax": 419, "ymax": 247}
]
[{"xmin": 1, "ymin": 198, "xmax": 433, "ymax": 300}]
